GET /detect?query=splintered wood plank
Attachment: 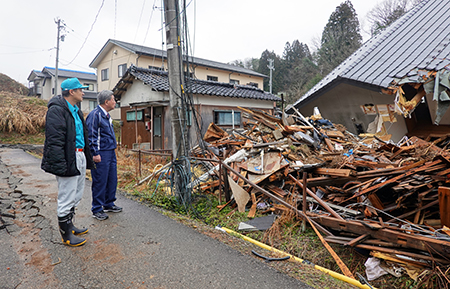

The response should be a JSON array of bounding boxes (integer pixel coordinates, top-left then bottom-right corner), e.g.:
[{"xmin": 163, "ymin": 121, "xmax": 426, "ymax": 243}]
[
  {"xmin": 345, "ymin": 234, "xmax": 370, "ymax": 247},
  {"xmin": 247, "ymin": 192, "xmax": 257, "ymax": 218},
  {"xmin": 324, "ymin": 137, "xmax": 334, "ymax": 152},
  {"xmin": 315, "ymin": 168, "xmax": 352, "ymax": 177},
  {"xmin": 439, "ymin": 187, "xmax": 450, "ymax": 227},
  {"xmin": 367, "ymin": 193, "xmax": 384, "ymax": 210},
  {"xmin": 315, "ymin": 215, "xmax": 450, "ymax": 256},
  {"xmin": 325, "ymin": 130, "xmax": 345, "ymax": 139},
  {"xmin": 266, "ymin": 184, "xmax": 288, "ymax": 197}
]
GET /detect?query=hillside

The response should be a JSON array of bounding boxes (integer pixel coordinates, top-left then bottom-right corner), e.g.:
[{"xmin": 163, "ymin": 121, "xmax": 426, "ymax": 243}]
[
  {"xmin": 0, "ymin": 73, "xmax": 47, "ymax": 144},
  {"xmin": 0, "ymin": 73, "xmax": 28, "ymax": 95}
]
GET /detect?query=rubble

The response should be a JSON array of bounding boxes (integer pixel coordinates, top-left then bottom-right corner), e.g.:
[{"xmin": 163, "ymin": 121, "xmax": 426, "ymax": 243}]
[{"xmin": 188, "ymin": 106, "xmax": 450, "ymax": 282}]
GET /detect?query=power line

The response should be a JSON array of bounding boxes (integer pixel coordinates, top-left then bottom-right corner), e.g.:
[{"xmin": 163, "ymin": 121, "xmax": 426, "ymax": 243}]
[
  {"xmin": 133, "ymin": 0, "xmax": 147, "ymax": 42},
  {"xmin": 143, "ymin": 0, "xmax": 158, "ymax": 44},
  {"xmin": 65, "ymin": 0, "xmax": 105, "ymax": 66},
  {"xmin": 0, "ymin": 48, "xmax": 54, "ymax": 55},
  {"xmin": 114, "ymin": 0, "xmax": 117, "ymax": 39}
]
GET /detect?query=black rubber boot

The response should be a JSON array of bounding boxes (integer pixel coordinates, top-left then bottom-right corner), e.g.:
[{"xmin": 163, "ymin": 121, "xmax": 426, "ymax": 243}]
[
  {"xmin": 58, "ymin": 214, "xmax": 86, "ymax": 247},
  {"xmin": 70, "ymin": 207, "xmax": 88, "ymax": 235}
]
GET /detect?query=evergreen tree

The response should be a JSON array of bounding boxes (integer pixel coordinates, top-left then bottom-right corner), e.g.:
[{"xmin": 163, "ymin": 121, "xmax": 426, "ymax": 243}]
[
  {"xmin": 280, "ymin": 40, "xmax": 321, "ymax": 104},
  {"xmin": 318, "ymin": 0, "xmax": 362, "ymax": 75}
]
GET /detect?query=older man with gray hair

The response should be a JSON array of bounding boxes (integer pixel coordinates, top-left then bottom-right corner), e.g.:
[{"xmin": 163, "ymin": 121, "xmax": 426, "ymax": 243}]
[{"xmin": 86, "ymin": 90, "xmax": 122, "ymax": 220}]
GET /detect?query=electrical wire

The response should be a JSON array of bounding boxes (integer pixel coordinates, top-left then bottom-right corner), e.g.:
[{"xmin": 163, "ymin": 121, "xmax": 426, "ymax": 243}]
[
  {"xmin": 65, "ymin": 0, "xmax": 105, "ymax": 66},
  {"xmin": 143, "ymin": 0, "xmax": 158, "ymax": 44},
  {"xmin": 133, "ymin": 0, "xmax": 147, "ymax": 42}
]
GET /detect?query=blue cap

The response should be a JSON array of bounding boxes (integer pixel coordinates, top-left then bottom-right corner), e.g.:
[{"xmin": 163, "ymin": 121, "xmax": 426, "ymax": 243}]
[{"xmin": 61, "ymin": 78, "xmax": 89, "ymax": 91}]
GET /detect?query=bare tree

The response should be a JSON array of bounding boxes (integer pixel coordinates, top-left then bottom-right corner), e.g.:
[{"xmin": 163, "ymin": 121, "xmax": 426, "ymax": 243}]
[{"xmin": 367, "ymin": 0, "xmax": 421, "ymax": 36}]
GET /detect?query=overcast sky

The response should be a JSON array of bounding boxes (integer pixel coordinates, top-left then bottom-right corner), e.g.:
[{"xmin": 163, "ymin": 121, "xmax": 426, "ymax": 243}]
[{"xmin": 0, "ymin": 0, "xmax": 377, "ymax": 85}]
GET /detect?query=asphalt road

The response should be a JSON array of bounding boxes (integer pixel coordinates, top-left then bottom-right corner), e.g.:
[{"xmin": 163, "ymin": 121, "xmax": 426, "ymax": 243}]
[{"xmin": 0, "ymin": 147, "xmax": 312, "ymax": 289}]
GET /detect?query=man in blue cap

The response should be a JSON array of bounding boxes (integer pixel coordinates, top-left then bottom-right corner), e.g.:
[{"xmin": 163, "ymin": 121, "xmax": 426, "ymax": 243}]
[{"xmin": 41, "ymin": 78, "xmax": 95, "ymax": 247}]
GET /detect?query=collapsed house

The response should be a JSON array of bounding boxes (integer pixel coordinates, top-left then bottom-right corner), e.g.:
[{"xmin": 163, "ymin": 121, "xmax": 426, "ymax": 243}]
[
  {"xmin": 286, "ymin": 0, "xmax": 450, "ymax": 143},
  {"xmin": 183, "ymin": 106, "xmax": 450, "ymax": 283}
]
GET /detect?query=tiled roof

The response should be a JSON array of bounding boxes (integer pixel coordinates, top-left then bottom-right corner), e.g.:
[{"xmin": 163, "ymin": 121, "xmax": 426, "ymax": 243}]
[
  {"xmin": 288, "ymin": 0, "xmax": 450, "ymax": 111},
  {"xmin": 41, "ymin": 67, "xmax": 96, "ymax": 81},
  {"xmin": 113, "ymin": 65, "xmax": 280, "ymax": 102},
  {"xmin": 90, "ymin": 39, "xmax": 267, "ymax": 78}
]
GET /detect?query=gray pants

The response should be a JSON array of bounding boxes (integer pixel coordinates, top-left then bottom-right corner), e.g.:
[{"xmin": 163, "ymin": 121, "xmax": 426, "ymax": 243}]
[{"xmin": 56, "ymin": 151, "xmax": 86, "ymax": 217}]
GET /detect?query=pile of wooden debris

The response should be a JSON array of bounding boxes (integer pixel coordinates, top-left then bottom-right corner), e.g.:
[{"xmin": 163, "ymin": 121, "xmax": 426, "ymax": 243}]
[{"xmin": 189, "ymin": 106, "xmax": 450, "ymax": 283}]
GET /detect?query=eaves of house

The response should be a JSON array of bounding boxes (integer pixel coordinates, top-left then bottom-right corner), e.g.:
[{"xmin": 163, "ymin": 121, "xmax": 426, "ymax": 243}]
[
  {"xmin": 89, "ymin": 39, "xmax": 268, "ymax": 79},
  {"xmin": 287, "ymin": 0, "xmax": 450, "ymax": 113},
  {"xmin": 113, "ymin": 65, "xmax": 279, "ymax": 102},
  {"xmin": 41, "ymin": 67, "xmax": 97, "ymax": 81}
]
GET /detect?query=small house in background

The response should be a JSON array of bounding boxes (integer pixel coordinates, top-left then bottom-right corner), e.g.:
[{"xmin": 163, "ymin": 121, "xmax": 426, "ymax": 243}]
[
  {"xmin": 89, "ymin": 39, "xmax": 267, "ymax": 120},
  {"xmin": 287, "ymin": 0, "xmax": 450, "ymax": 142},
  {"xmin": 113, "ymin": 65, "xmax": 279, "ymax": 150},
  {"xmin": 27, "ymin": 67, "xmax": 98, "ymax": 113}
]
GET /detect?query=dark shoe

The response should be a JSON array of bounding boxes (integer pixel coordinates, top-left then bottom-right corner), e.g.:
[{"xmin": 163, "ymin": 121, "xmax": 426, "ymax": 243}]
[
  {"xmin": 70, "ymin": 207, "xmax": 88, "ymax": 235},
  {"xmin": 58, "ymin": 215, "xmax": 86, "ymax": 247},
  {"xmin": 92, "ymin": 211, "xmax": 109, "ymax": 220},
  {"xmin": 104, "ymin": 205, "xmax": 123, "ymax": 213}
]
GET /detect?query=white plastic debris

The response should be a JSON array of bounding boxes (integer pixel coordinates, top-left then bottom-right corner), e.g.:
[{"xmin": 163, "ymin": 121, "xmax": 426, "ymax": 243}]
[{"xmin": 365, "ymin": 257, "xmax": 388, "ymax": 281}]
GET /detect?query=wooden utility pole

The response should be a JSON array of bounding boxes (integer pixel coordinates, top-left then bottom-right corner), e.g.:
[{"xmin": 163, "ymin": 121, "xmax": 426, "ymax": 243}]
[{"xmin": 163, "ymin": 0, "xmax": 188, "ymax": 198}]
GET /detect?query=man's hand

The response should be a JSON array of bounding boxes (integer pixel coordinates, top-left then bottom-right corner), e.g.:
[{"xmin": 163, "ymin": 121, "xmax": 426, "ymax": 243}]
[{"xmin": 93, "ymin": 155, "xmax": 101, "ymax": 163}]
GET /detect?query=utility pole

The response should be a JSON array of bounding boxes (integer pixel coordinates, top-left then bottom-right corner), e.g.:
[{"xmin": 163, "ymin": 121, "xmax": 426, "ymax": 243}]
[
  {"xmin": 54, "ymin": 18, "xmax": 61, "ymax": 97},
  {"xmin": 54, "ymin": 18, "xmax": 66, "ymax": 97},
  {"xmin": 163, "ymin": 0, "xmax": 189, "ymax": 200},
  {"xmin": 267, "ymin": 59, "xmax": 274, "ymax": 94}
]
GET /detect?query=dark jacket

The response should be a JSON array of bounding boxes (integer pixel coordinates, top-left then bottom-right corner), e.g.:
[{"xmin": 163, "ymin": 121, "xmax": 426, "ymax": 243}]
[
  {"xmin": 41, "ymin": 95, "xmax": 95, "ymax": 176},
  {"xmin": 86, "ymin": 106, "xmax": 117, "ymax": 156}
]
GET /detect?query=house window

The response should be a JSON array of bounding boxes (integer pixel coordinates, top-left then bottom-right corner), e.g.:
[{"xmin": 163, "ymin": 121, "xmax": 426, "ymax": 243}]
[
  {"xmin": 118, "ymin": 64, "xmax": 127, "ymax": 77},
  {"xmin": 89, "ymin": 100, "xmax": 97, "ymax": 111},
  {"xmin": 101, "ymin": 68, "xmax": 109, "ymax": 81},
  {"xmin": 214, "ymin": 110, "xmax": 241, "ymax": 126},
  {"xmin": 207, "ymin": 75, "xmax": 218, "ymax": 82},
  {"xmin": 126, "ymin": 110, "xmax": 143, "ymax": 121},
  {"xmin": 247, "ymin": 82, "xmax": 258, "ymax": 88},
  {"xmin": 230, "ymin": 79, "xmax": 239, "ymax": 85},
  {"xmin": 84, "ymin": 83, "xmax": 94, "ymax": 91}
]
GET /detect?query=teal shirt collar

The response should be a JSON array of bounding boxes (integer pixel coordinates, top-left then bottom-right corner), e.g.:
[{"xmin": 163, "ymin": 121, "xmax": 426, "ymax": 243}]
[{"xmin": 66, "ymin": 100, "xmax": 85, "ymax": 148}]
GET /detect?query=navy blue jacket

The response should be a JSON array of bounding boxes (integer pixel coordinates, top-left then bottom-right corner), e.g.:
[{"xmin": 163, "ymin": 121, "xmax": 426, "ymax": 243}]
[
  {"xmin": 86, "ymin": 106, "xmax": 117, "ymax": 156},
  {"xmin": 41, "ymin": 95, "xmax": 95, "ymax": 176}
]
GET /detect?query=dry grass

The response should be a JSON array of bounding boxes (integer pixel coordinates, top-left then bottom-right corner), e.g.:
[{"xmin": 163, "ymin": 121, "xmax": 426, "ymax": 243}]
[
  {"xmin": 0, "ymin": 92, "xmax": 47, "ymax": 134},
  {"xmin": 116, "ymin": 147, "xmax": 170, "ymax": 189}
]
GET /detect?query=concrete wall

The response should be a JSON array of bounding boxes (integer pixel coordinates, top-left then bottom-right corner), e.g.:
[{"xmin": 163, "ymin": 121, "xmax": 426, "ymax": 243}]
[{"xmin": 298, "ymin": 83, "xmax": 408, "ymax": 142}]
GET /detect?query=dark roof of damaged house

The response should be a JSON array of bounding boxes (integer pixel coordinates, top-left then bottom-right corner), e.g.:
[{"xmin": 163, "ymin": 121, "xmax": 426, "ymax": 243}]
[
  {"xmin": 113, "ymin": 65, "xmax": 280, "ymax": 102},
  {"xmin": 288, "ymin": 0, "xmax": 450, "ymax": 112},
  {"xmin": 90, "ymin": 39, "xmax": 267, "ymax": 79}
]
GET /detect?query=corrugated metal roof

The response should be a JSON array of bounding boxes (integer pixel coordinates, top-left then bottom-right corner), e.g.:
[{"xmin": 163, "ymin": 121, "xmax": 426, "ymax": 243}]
[
  {"xmin": 90, "ymin": 39, "xmax": 267, "ymax": 78},
  {"xmin": 113, "ymin": 65, "xmax": 280, "ymax": 102},
  {"xmin": 289, "ymin": 0, "xmax": 450, "ymax": 111}
]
